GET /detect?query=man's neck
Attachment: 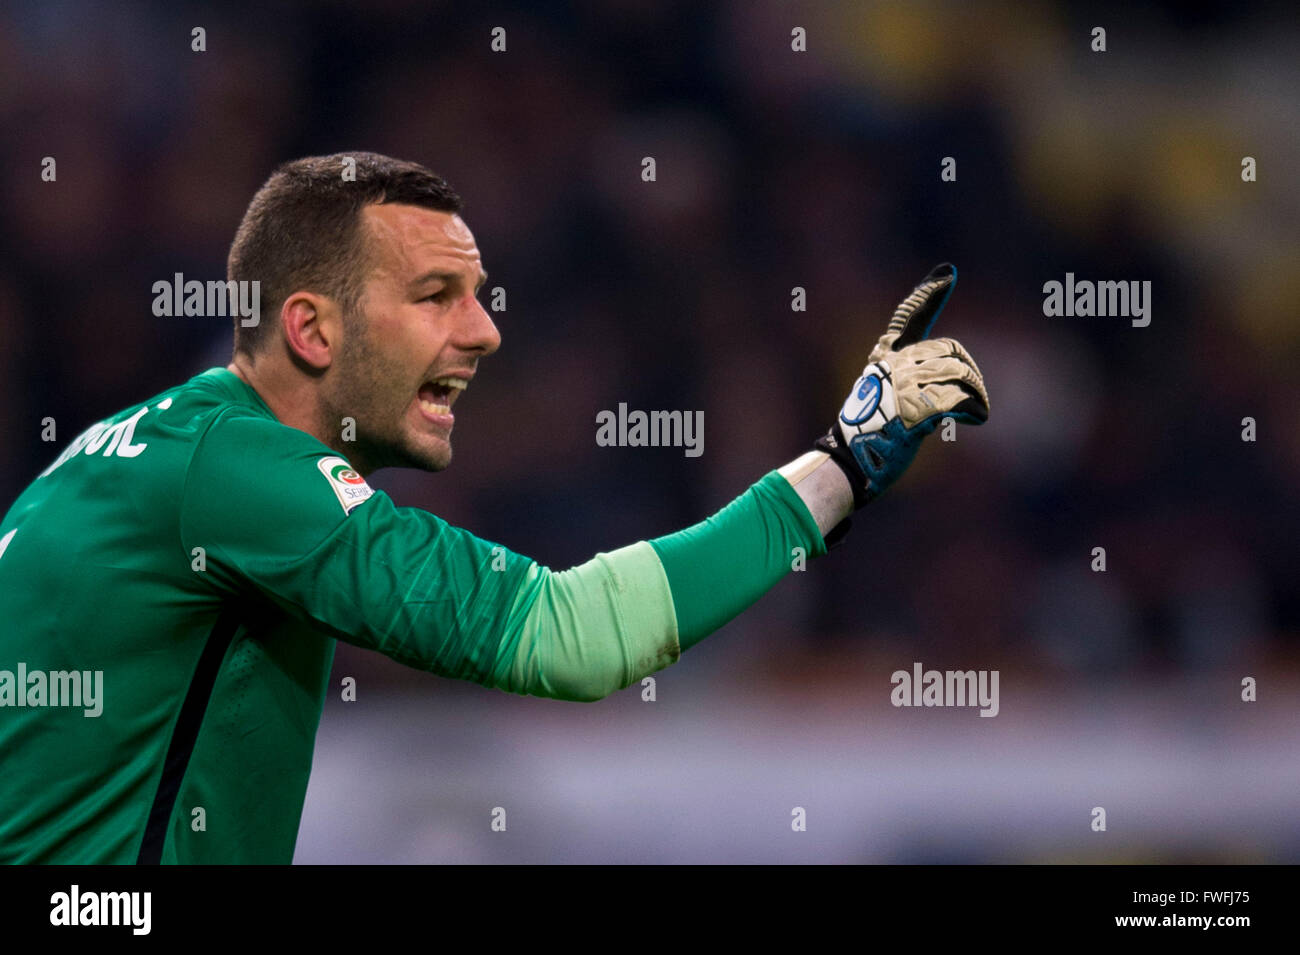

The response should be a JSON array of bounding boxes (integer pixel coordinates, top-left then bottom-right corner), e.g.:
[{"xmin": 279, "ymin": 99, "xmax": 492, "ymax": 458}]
[
  {"xmin": 225, "ymin": 358, "xmax": 378, "ymax": 477},
  {"xmin": 228, "ymin": 357, "xmax": 323, "ymax": 443}
]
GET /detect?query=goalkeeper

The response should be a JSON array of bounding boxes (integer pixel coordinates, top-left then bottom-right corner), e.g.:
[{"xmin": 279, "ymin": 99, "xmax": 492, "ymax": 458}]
[{"xmin": 0, "ymin": 153, "xmax": 988, "ymax": 864}]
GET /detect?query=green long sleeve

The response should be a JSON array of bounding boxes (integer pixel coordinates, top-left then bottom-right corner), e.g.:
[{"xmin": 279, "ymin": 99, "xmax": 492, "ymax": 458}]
[{"xmin": 648, "ymin": 471, "xmax": 827, "ymax": 650}]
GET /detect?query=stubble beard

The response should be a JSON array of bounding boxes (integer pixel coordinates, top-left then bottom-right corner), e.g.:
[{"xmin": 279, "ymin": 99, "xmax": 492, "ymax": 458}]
[{"xmin": 325, "ymin": 308, "xmax": 452, "ymax": 475}]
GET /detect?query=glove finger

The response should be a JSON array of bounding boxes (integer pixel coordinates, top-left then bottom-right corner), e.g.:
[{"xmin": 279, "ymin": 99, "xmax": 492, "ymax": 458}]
[
  {"xmin": 938, "ymin": 338, "xmax": 987, "ymax": 394},
  {"xmin": 892, "ymin": 335, "xmax": 983, "ymax": 375},
  {"xmin": 929, "ymin": 358, "xmax": 989, "ymax": 413},
  {"xmin": 896, "ymin": 358, "xmax": 989, "ymax": 426},
  {"xmin": 872, "ymin": 263, "xmax": 957, "ymax": 359},
  {"xmin": 897, "ymin": 377, "xmax": 981, "ymax": 426},
  {"xmin": 915, "ymin": 380, "xmax": 989, "ymax": 425},
  {"xmin": 902, "ymin": 341, "xmax": 988, "ymax": 404},
  {"xmin": 891, "ymin": 336, "xmax": 965, "ymax": 364},
  {"xmin": 900, "ymin": 354, "xmax": 977, "ymax": 387},
  {"xmin": 929, "ymin": 335, "xmax": 978, "ymax": 370}
]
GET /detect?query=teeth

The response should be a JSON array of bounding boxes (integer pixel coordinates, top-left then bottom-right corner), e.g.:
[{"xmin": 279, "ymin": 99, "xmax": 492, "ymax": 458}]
[
  {"xmin": 431, "ymin": 376, "xmax": 468, "ymax": 390},
  {"xmin": 419, "ymin": 398, "xmax": 451, "ymax": 415}
]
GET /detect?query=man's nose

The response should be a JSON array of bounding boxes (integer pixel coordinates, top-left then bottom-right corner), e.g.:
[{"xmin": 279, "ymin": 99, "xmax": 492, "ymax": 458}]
[{"xmin": 458, "ymin": 295, "xmax": 501, "ymax": 356}]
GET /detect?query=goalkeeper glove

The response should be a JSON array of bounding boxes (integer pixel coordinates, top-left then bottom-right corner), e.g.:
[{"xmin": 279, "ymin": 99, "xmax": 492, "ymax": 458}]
[{"xmin": 815, "ymin": 263, "xmax": 989, "ymax": 511}]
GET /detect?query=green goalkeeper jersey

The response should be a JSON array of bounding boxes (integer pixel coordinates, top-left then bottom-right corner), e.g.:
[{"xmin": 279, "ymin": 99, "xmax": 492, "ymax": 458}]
[
  {"xmin": 0, "ymin": 368, "xmax": 561, "ymax": 863},
  {"xmin": 0, "ymin": 367, "xmax": 825, "ymax": 864}
]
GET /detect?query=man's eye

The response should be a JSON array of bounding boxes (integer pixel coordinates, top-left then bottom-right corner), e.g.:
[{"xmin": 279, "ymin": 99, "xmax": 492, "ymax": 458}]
[{"xmin": 422, "ymin": 290, "xmax": 448, "ymax": 303}]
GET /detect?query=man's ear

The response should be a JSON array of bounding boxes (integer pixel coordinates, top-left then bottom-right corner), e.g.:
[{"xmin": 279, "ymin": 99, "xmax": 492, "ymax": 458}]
[{"xmin": 280, "ymin": 293, "xmax": 337, "ymax": 370}]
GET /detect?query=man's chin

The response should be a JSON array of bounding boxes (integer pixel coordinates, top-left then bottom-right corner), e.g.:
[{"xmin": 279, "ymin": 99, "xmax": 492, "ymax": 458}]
[
  {"xmin": 406, "ymin": 438, "xmax": 452, "ymax": 472},
  {"xmin": 360, "ymin": 438, "xmax": 450, "ymax": 474}
]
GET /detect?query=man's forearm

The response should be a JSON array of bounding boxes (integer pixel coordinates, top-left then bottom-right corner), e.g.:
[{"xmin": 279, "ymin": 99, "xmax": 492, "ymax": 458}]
[
  {"xmin": 778, "ymin": 450, "xmax": 854, "ymax": 537},
  {"xmin": 645, "ymin": 468, "xmax": 829, "ymax": 650},
  {"xmin": 496, "ymin": 540, "xmax": 681, "ymax": 702}
]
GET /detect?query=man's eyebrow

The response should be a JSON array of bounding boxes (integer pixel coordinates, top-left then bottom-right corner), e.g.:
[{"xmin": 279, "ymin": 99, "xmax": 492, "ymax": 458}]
[{"xmin": 412, "ymin": 269, "xmax": 489, "ymax": 292}]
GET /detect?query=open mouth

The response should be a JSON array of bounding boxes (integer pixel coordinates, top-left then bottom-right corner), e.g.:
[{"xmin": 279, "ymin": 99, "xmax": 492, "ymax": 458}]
[{"xmin": 417, "ymin": 375, "xmax": 468, "ymax": 417}]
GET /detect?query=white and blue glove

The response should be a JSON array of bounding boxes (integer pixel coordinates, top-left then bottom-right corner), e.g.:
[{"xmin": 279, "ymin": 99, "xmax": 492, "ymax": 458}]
[{"xmin": 815, "ymin": 263, "xmax": 989, "ymax": 510}]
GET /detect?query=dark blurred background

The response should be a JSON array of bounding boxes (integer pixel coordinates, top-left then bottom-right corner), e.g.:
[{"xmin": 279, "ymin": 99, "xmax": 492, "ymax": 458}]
[{"xmin": 2, "ymin": 0, "xmax": 1297, "ymax": 862}]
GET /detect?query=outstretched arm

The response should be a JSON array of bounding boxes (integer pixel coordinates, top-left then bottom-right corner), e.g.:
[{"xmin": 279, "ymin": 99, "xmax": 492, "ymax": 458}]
[
  {"xmin": 495, "ymin": 263, "xmax": 989, "ymax": 696},
  {"xmin": 181, "ymin": 264, "xmax": 987, "ymax": 702}
]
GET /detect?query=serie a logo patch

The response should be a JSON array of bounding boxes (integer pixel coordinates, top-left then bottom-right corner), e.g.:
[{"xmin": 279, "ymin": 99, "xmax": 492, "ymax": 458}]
[{"xmin": 316, "ymin": 456, "xmax": 374, "ymax": 514}]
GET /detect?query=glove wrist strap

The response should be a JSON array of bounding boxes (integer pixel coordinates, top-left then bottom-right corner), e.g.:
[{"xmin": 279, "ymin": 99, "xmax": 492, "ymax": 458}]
[{"xmin": 813, "ymin": 431, "xmax": 871, "ymax": 511}]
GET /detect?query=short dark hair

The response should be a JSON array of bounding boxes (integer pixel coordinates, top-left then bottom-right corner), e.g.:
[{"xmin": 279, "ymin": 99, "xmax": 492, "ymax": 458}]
[{"xmin": 227, "ymin": 152, "xmax": 462, "ymax": 357}]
